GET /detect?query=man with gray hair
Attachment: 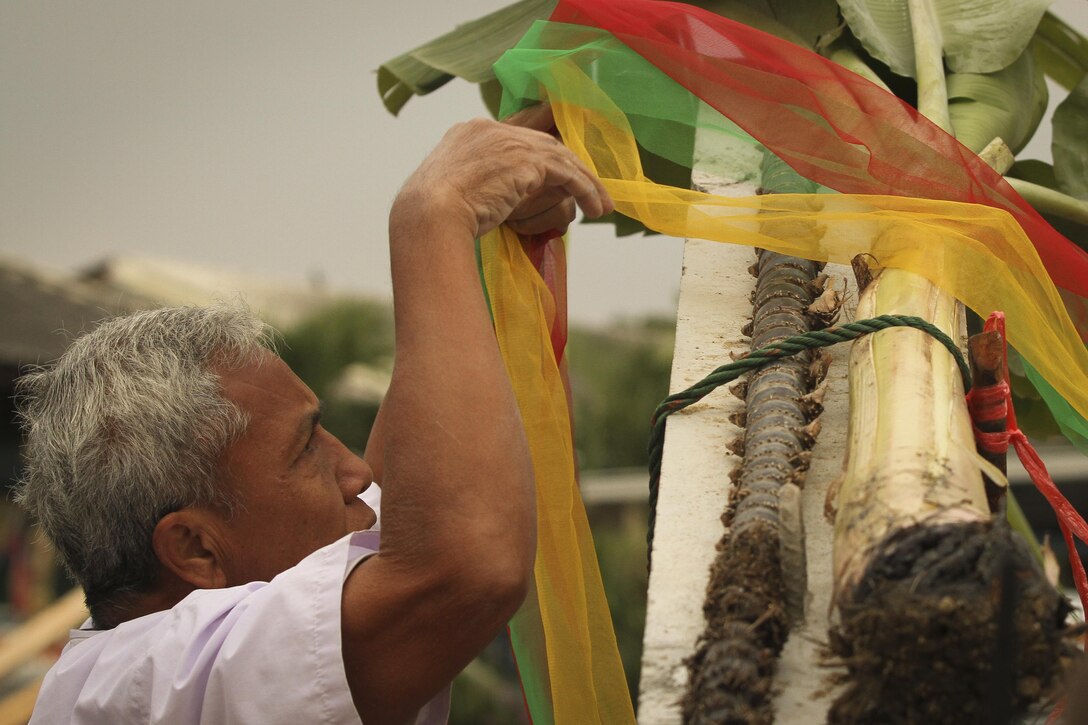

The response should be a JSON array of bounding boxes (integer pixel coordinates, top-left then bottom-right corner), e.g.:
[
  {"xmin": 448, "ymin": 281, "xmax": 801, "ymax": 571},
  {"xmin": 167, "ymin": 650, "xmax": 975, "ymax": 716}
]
[{"xmin": 16, "ymin": 105, "xmax": 612, "ymax": 723}]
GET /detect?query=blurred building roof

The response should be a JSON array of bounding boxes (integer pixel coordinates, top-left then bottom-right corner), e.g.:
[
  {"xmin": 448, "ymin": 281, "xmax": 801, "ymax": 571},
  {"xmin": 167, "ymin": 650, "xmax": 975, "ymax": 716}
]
[
  {"xmin": 79, "ymin": 255, "xmax": 356, "ymax": 328},
  {"xmin": 0, "ymin": 255, "xmax": 154, "ymax": 371}
]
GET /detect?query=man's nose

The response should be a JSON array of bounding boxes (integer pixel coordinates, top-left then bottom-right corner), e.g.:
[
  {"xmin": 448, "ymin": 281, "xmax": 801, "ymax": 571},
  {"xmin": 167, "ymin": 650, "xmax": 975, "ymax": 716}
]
[{"xmin": 333, "ymin": 437, "xmax": 372, "ymax": 501}]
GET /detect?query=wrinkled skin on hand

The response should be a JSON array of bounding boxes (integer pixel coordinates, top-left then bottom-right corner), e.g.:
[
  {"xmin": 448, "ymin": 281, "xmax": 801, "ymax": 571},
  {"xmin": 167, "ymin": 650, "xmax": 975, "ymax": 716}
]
[{"xmin": 395, "ymin": 105, "xmax": 613, "ymax": 240}]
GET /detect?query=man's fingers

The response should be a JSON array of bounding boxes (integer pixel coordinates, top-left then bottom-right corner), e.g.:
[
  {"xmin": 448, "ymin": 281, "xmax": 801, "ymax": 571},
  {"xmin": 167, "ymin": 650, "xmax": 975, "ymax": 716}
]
[
  {"xmin": 503, "ymin": 103, "xmax": 556, "ymax": 133},
  {"xmin": 411, "ymin": 112, "xmax": 612, "ymax": 238},
  {"xmin": 563, "ymin": 150, "xmax": 614, "ymax": 216},
  {"xmin": 498, "ymin": 117, "xmax": 613, "ymax": 218},
  {"xmin": 540, "ymin": 152, "xmax": 613, "ymax": 219},
  {"xmin": 508, "ymin": 186, "xmax": 570, "ymax": 221},
  {"xmin": 507, "ymin": 198, "xmax": 577, "ymax": 237}
]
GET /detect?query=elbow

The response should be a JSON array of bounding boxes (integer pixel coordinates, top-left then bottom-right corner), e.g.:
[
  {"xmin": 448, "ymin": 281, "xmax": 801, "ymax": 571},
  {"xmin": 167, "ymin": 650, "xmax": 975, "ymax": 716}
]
[
  {"xmin": 460, "ymin": 467, "xmax": 537, "ymax": 615},
  {"xmin": 450, "ymin": 530, "xmax": 535, "ymax": 626},
  {"xmin": 468, "ymin": 530, "xmax": 535, "ymax": 621},
  {"xmin": 488, "ymin": 552, "xmax": 533, "ymax": 621}
]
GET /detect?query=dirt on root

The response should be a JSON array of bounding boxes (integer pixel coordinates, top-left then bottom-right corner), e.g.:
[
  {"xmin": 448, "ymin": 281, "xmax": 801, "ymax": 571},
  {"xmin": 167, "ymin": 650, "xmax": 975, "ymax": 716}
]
[
  {"xmin": 827, "ymin": 520, "xmax": 1074, "ymax": 725},
  {"xmin": 683, "ymin": 521, "xmax": 789, "ymax": 725}
]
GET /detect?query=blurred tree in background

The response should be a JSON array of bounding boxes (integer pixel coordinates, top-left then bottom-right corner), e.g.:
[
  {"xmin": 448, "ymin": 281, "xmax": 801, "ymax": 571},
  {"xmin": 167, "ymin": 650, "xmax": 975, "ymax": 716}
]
[
  {"xmin": 280, "ymin": 299, "xmax": 394, "ymax": 451},
  {"xmin": 568, "ymin": 318, "xmax": 675, "ymax": 469}
]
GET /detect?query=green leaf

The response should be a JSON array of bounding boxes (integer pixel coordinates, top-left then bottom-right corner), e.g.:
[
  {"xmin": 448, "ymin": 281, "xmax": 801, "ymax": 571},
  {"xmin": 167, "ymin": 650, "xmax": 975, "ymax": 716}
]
[
  {"xmin": 583, "ymin": 140, "xmax": 696, "ymax": 237},
  {"xmin": 696, "ymin": 0, "xmax": 841, "ymax": 48},
  {"xmin": 1042, "ymin": 213, "xmax": 1088, "ymax": 254},
  {"xmin": 760, "ymin": 148, "xmax": 819, "ymax": 193},
  {"xmin": 1005, "ymin": 177, "xmax": 1088, "ymax": 241},
  {"xmin": 479, "ymin": 78, "xmax": 504, "ymax": 119},
  {"xmin": 825, "ymin": 38, "xmax": 893, "ymax": 90},
  {"xmin": 1008, "ymin": 159, "xmax": 1057, "ymax": 187},
  {"xmin": 947, "ymin": 48, "xmax": 1047, "ymax": 154},
  {"xmin": 835, "ymin": 0, "xmax": 1049, "ymax": 78},
  {"xmin": 1031, "ymin": 11, "xmax": 1088, "ymax": 92},
  {"xmin": 378, "ymin": 0, "xmax": 840, "ymax": 116},
  {"xmin": 1053, "ymin": 75, "xmax": 1088, "ymax": 201},
  {"xmin": 377, "ymin": 0, "xmax": 556, "ymax": 115}
]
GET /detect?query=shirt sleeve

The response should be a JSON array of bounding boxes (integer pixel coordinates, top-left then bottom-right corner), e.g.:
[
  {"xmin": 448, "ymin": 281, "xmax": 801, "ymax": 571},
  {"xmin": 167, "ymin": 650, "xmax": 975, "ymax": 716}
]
[{"xmin": 33, "ymin": 531, "xmax": 381, "ymax": 725}]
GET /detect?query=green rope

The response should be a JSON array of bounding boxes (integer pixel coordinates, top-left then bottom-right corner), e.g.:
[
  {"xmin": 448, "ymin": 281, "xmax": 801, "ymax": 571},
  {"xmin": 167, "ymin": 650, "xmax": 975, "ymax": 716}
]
[{"xmin": 646, "ymin": 314, "xmax": 971, "ymax": 555}]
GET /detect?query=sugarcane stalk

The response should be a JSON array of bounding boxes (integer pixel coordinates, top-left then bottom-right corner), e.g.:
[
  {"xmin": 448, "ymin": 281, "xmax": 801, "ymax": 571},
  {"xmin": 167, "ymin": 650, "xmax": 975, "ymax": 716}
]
[{"xmin": 683, "ymin": 151, "xmax": 827, "ymax": 725}]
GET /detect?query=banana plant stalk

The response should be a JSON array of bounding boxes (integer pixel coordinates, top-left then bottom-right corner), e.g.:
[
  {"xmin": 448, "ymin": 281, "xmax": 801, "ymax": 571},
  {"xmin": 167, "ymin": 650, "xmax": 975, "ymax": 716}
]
[
  {"xmin": 832, "ymin": 263, "xmax": 985, "ymax": 586},
  {"xmin": 1006, "ymin": 177, "xmax": 1088, "ymax": 226},
  {"xmin": 827, "ymin": 2, "xmax": 1068, "ymax": 721},
  {"xmin": 833, "ymin": 0, "xmax": 985, "ymax": 589}
]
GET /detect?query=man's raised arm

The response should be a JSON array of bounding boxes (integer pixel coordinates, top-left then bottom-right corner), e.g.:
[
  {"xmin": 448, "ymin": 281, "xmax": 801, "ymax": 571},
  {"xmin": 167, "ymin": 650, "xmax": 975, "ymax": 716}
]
[{"xmin": 341, "ymin": 107, "xmax": 612, "ymax": 723}]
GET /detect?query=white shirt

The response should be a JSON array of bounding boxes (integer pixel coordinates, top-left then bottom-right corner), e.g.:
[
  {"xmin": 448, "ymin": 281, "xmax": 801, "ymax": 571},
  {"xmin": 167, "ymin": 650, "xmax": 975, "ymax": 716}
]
[{"xmin": 30, "ymin": 486, "xmax": 451, "ymax": 724}]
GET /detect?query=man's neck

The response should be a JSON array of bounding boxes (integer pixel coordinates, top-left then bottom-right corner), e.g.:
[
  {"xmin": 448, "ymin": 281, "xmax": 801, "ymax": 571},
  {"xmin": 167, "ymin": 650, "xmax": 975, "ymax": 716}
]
[{"xmin": 93, "ymin": 575, "xmax": 196, "ymax": 629}]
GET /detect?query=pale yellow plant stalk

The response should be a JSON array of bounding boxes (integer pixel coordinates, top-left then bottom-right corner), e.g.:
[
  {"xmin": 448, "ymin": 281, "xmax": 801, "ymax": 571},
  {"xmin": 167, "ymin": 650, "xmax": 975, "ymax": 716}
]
[
  {"xmin": 832, "ymin": 0, "xmax": 991, "ymax": 591},
  {"xmin": 832, "ymin": 266, "xmax": 988, "ymax": 591}
]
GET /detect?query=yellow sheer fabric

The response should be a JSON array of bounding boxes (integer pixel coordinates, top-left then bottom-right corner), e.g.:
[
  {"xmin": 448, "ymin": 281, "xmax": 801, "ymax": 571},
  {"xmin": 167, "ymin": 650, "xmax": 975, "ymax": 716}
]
[
  {"xmin": 480, "ymin": 225, "xmax": 636, "ymax": 724},
  {"xmin": 543, "ymin": 58, "xmax": 1088, "ymax": 427}
]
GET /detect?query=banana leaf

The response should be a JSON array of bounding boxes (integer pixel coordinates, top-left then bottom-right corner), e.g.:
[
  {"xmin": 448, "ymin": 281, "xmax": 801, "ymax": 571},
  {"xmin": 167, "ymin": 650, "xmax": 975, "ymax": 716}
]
[
  {"xmin": 1008, "ymin": 160, "xmax": 1088, "ymax": 254},
  {"xmin": 835, "ymin": 0, "xmax": 1049, "ymax": 78},
  {"xmin": 378, "ymin": 0, "xmax": 840, "ymax": 117},
  {"xmin": 699, "ymin": 0, "xmax": 841, "ymax": 49},
  {"xmin": 380, "ymin": 0, "xmax": 829, "ymax": 236},
  {"xmin": 1031, "ymin": 10, "xmax": 1088, "ymax": 92},
  {"xmin": 378, "ymin": 0, "xmax": 557, "ymax": 115},
  {"xmin": 1010, "ymin": 158, "xmax": 1059, "ymax": 188},
  {"xmin": 947, "ymin": 47, "xmax": 1047, "ymax": 155},
  {"xmin": 1053, "ymin": 75, "xmax": 1088, "ymax": 201}
]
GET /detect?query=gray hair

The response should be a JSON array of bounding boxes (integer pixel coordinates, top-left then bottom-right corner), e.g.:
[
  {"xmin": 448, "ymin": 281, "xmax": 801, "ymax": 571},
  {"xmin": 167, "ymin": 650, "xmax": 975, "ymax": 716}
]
[{"xmin": 15, "ymin": 304, "xmax": 273, "ymax": 618}]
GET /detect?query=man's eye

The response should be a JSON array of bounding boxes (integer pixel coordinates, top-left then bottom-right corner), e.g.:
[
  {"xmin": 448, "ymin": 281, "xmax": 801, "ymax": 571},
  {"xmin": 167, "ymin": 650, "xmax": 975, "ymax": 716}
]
[{"xmin": 303, "ymin": 426, "xmax": 323, "ymax": 455}]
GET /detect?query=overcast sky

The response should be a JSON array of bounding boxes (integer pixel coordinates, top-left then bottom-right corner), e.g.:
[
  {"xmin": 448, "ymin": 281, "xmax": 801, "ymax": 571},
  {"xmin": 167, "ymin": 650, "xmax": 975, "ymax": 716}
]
[{"xmin": 1, "ymin": 1, "xmax": 1085, "ymax": 325}]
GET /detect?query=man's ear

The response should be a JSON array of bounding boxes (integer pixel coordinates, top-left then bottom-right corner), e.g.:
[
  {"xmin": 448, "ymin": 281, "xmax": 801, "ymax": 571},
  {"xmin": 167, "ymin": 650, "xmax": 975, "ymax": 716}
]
[{"xmin": 152, "ymin": 509, "xmax": 229, "ymax": 590}]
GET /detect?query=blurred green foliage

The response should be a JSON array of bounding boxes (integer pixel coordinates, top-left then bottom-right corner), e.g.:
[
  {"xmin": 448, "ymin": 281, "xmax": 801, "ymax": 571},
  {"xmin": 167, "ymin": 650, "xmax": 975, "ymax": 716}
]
[
  {"xmin": 280, "ymin": 299, "xmax": 394, "ymax": 399},
  {"xmin": 280, "ymin": 299, "xmax": 394, "ymax": 450},
  {"xmin": 448, "ymin": 507, "xmax": 650, "ymax": 723},
  {"xmin": 282, "ymin": 299, "xmax": 676, "ymax": 468},
  {"xmin": 568, "ymin": 318, "xmax": 675, "ymax": 469},
  {"xmin": 588, "ymin": 505, "xmax": 650, "ymax": 699}
]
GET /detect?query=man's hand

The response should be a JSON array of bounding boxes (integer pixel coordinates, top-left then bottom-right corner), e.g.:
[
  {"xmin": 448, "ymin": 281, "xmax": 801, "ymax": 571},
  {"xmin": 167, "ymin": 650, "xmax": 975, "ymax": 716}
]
[
  {"xmin": 394, "ymin": 105, "xmax": 613, "ymax": 240},
  {"xmin": 506, "ymin": 105, "xmax": 588, "ymax": 238},
  {"xmin": 506, "ymin": 186, "xmax": 577, "ymax": 239}
]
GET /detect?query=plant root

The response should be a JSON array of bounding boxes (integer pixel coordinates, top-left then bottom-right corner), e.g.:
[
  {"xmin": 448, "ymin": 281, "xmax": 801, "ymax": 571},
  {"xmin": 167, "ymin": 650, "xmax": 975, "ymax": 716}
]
[{"xmin": 827, "ymin": 520, "xmax": 1073, "ymax": 725}]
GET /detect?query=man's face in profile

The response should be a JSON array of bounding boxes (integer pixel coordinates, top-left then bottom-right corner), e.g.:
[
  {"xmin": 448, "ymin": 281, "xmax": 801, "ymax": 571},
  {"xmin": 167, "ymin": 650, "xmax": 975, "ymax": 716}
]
[{"xmin": 207, "ymin": 350, "xmax": 378, "ymax": 586}]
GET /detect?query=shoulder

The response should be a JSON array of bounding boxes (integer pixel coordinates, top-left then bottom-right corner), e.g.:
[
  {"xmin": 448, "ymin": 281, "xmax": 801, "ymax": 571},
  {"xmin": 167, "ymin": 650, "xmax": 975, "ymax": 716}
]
[{"xmin": 32, "ymin": 531, "xmax": 380, "ymax": 725}]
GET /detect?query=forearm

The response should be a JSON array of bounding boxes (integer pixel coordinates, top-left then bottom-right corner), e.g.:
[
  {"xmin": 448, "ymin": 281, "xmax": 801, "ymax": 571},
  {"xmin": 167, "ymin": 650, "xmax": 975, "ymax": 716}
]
[{"xmin": 378, "ymin": 191, "xmax": 535, "ymax": 575}]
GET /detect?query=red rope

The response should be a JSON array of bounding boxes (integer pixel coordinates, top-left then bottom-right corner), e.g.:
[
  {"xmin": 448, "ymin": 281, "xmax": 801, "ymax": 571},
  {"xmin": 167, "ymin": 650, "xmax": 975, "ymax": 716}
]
[
  {"xmin": 966, "ymin": 313, "xmax": 1088, "ymax": 648},
  {"xmin": 966, "ymin": 382, "xmax": 1010, "ymax": 455}
]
